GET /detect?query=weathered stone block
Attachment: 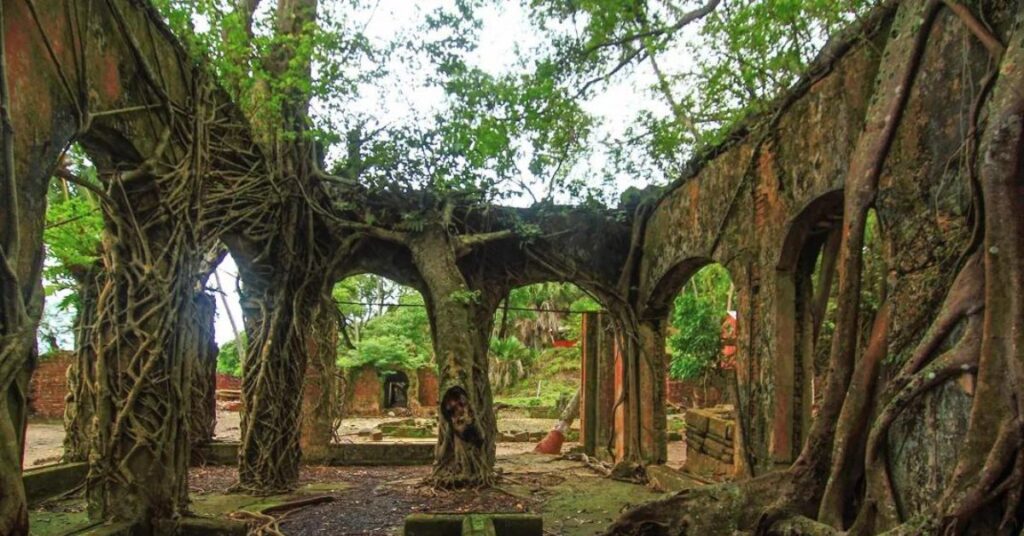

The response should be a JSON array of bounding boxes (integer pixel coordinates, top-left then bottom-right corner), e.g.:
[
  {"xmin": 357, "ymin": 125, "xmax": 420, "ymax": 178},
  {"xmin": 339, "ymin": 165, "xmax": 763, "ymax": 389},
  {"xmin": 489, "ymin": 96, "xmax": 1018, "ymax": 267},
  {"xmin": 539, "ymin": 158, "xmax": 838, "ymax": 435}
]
[
  {"xmin": 403, "ymin": 514, "xmax": 542, "ymax": 536},
  {"xmin": 22, "ymin": 462, "xmax": 88, "ymax": 505}
]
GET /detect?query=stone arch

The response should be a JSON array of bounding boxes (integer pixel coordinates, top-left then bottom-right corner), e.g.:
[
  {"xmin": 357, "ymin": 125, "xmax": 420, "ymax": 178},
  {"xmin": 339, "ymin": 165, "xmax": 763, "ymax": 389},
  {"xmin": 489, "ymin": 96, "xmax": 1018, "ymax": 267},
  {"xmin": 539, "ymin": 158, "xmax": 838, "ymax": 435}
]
[
  {"xmin": 644, "ymin": 256, "xmax": 719, "ymax": 321},
  {"xmin": 771, "ymin": 189, "xmax": 843, "ymax": 463}
]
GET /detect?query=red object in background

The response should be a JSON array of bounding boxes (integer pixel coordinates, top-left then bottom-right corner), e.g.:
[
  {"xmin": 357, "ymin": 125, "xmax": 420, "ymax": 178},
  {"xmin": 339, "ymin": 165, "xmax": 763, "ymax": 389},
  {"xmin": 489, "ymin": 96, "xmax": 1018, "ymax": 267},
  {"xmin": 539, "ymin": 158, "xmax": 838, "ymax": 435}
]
[
  {"xmin": 534, "ymin": 429, "xmax": 566, "ymax": 454},
  {"xmin": 552, "ymin": 339, "xmax": 577, "ymax": 348},
  {"xmin": 720, "ymin": 313, "xmax": 738, "ymax": 370}
]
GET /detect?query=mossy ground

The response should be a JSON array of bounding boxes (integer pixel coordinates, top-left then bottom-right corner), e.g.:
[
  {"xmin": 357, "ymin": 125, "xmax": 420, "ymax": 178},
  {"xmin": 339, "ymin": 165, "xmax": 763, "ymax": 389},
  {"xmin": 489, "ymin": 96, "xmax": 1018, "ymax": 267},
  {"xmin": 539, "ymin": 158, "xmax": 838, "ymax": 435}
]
[{"xmin": 28, "ymin": 454, "xmax": 694, "ymax": 535}]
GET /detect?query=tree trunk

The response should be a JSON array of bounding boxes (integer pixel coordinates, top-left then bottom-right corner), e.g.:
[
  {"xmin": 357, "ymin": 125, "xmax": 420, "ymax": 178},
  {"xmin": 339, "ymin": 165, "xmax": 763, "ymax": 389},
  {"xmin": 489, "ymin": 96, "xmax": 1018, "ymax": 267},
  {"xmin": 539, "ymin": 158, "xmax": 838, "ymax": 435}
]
[
  {"xmin": 233, "ymin": 208, "xmax": 331, "ymax": 493},
  {"xmin": 409, "ymin": 227, "xmax": 499, "ymax": 488},
  {"xmin": 236, "ymin": 263, "xmax": 313, "ymax": 492},
  {"xmin": 85, "ymin": 212, "xmax": 198, "ymax": 527},
  {"xmin": 0, "ymin": 353, "xmax": 32, "ymax": 536}
]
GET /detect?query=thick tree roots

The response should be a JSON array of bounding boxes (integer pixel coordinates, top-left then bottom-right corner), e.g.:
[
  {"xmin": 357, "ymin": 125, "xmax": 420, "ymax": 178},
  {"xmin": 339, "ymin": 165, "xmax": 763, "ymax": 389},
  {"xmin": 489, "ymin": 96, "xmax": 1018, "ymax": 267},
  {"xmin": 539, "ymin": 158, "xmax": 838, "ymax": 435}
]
[{"xmin": 603, "ymin": 2, "xmax": 1024, "ymax": 535}]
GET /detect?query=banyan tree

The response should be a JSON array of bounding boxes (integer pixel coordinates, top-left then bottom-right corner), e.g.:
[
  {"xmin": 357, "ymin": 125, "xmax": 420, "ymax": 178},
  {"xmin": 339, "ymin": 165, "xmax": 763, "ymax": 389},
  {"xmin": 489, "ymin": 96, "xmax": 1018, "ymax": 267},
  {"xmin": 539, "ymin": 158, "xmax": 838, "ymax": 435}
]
[{"xmin": 1, "ymin": 0, "xmax": 1023, "ymax": 534}]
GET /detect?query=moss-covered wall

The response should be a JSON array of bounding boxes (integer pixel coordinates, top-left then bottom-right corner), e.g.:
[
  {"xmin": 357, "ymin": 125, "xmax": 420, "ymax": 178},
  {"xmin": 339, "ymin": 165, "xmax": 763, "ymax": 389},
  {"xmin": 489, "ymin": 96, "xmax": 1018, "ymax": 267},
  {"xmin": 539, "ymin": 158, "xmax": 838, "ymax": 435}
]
[{"xmin": 635, "ymin": 4, "xmax": 994, "ymax": 498}]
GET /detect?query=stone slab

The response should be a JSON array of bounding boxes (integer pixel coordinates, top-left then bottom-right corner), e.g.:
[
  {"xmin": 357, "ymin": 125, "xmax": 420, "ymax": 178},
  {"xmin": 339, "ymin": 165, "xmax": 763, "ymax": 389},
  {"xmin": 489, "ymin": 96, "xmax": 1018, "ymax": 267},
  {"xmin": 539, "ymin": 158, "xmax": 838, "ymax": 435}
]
[
  {"xmin": 646, "ymin": 465, "xmax": 699, "ymax": 493},
  {"xmin": 22, "ymin": 462, "xmax": 88, "ymax": 505},
  {"xmin": 403, "ymin": 514, "xmax": 542, "ymax": 536}
]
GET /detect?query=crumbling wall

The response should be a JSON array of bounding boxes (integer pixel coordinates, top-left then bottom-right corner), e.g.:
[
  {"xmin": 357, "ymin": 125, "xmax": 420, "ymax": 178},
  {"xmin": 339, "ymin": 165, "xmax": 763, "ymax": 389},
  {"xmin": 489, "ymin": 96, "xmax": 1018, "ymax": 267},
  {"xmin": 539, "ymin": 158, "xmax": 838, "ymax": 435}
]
[
  {"xmin": 637, "ymin": 30, "xmax": 886, "ymax": 473},
  {"xmin": 636, "ymin": 8, "xmax": 987, "ymax": 513},
  {"xmin": 28, "ymin": 353, "xmax": 72, "ymax": 419}
]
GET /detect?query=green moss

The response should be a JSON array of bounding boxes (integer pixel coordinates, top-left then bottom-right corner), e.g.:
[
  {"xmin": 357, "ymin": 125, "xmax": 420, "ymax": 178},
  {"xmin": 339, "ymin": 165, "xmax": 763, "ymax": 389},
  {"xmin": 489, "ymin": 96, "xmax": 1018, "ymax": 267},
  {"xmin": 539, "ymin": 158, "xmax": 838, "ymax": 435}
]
[
  {"xmin": 540, "ymin": 476, "xmax": 670, "ymax": 536},
  {"xmin": 190, "ymin": 492, "xmax": 294, "ymax": 517},
  {"xmin": 29, "ymin": 499, "xmax": 91, "ymax": 536}
]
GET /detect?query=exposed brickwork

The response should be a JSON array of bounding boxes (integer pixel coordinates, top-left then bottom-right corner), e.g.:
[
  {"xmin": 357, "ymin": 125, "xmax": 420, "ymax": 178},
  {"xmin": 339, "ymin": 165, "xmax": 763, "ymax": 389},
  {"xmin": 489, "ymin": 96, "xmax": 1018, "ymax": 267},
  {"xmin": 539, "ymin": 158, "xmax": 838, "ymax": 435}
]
[
  {"xmin": 216, "ymin": 374, "xmax": 241, "ymax": 391},
  {"xmin": 346, "ymin": 366, "xmax": 382, "ymax": 416},
  {"xmin": 683, "ymin": 405, "xmax": 735, "ymax": 481},
  {"xmin": 666, "ymin": 378, "xmax": 724, "ymax": 409},
  {"xmin": 29, "ymin": 352, "xmax": 73, "ymax": 419},
  {"xmin": 416, "ymin": 368, "xmax": 439, "ymax": 409}
]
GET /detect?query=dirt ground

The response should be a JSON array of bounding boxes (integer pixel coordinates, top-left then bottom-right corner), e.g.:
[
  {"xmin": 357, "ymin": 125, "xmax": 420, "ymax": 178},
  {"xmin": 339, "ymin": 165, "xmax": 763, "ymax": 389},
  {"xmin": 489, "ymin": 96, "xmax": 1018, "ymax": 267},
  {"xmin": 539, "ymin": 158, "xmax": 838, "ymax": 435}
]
[
  {"xmin": 26, "ymin": 410, "xmax": 699, "ymax": 535},
  {"xmin": 30, "ymin": 453, "xmax": 688, "ymax": 535},
  {"xmin": 24, "ymin": 410, "xmax": 589, "ymax": 463},
  {"xmin": 26, "ymin": 410, "xmax": 688, "ymax": 468}
]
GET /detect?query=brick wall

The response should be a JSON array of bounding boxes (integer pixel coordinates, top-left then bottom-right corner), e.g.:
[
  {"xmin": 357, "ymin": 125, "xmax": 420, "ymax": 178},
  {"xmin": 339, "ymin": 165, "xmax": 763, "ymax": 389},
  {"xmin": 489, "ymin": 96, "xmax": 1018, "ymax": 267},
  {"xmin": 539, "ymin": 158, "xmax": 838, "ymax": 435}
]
[
  {"xmin": 29, "ymin": 352, "xmax": 73, "ymax": 419},
  {"xmin": 666, "ymin": 378, "xmax": 725, "ymax": 408},
  {"xmin": 216, "ymin": 374, "xmax": 241, "ymax": 391}
]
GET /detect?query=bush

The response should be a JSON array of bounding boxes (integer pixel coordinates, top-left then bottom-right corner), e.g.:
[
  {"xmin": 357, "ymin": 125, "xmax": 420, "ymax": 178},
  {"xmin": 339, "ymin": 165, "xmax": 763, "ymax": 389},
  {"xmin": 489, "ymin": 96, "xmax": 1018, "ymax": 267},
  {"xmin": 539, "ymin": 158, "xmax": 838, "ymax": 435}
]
[
  {"xmin": 217, "ymin": 334, "xmax": 246, "ymax": 377},
  {"xmin": 667, "ymin": 265, "xmax": 731, "ymax": 380}
]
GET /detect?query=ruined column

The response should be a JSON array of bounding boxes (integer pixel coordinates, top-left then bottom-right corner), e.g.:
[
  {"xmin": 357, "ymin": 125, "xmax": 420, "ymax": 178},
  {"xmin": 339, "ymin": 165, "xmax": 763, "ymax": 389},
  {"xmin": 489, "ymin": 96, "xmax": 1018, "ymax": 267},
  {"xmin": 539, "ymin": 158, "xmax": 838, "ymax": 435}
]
[
  {"xmin": 637, "ymin": 318, "xmax": 668, "ymax": 464},
  {"xmin": 300, "ymin": 298, "xmax": 339, "ymax": 462},
  {"xmin": 189, "ymin": 292, "xmax": 218, "ymax": 448},
  {"xmin": 580, "ymin": 312, "xmax": 617, "ymax": 461}
]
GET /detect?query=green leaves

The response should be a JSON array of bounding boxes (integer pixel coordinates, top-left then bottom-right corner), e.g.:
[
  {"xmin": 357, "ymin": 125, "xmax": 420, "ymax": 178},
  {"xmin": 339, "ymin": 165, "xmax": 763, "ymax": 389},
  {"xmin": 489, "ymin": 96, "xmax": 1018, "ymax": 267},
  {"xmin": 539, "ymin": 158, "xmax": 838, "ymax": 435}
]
[
  {"xmin": 667, "ymin": 264, "xmax": 732, "ymax": 380},
  {"xmin": 217, "ymin": 334, "xmax": 247, "ymax": 377},
  {"xmin": 448, "ymin": 289, "xmax": 482, "ymax": 305},
  {"xmin": 43, "ymin": 147, "xmax": 103, "ymax": 306},
  {"xmin": 526, "ymin": 0, "xmax": 873, "ymax": 185},
  {"xmin": 337, "ymin": 288, "xmax": 432, "ymax": 372}
]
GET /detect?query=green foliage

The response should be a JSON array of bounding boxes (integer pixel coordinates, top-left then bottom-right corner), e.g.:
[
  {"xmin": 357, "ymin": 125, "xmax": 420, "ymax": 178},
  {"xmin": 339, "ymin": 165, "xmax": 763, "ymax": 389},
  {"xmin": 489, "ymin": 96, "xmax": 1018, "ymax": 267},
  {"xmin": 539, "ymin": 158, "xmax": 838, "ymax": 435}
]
[
  {"xmin": 526, "ymin": 0, "xmax": 874, "ymax": 184},
  {"xmin": 667, "ymin": 264, "xmax": 733, "ymax": 380},
  {"xmin": 217, "ymin": 333, "xmax": 247, "ymax": 377},
  {"xmin": 493, "ymin": 345, "xmax": 580, "ymax": 408},
  {"xmin": 488, "ymin": 337, "xmax": 535, "ymax": 391},
  {"xmin": 338, "ymin": 291, "xmax": 432, "ymax": 371},
  {"xmin": 43, "ymin": 146, "xmax": 103, "ymax": 310},
  {"xmin": 489, "ymin": 337, "xmax": 533, "ymax": 363},
  {"xmin": 448, "ymin": 289, "xmax": 481, "ymax": 305},
  {"xmin": 152, "ymin": 0, "xmax": 379, "ymax": 142}
]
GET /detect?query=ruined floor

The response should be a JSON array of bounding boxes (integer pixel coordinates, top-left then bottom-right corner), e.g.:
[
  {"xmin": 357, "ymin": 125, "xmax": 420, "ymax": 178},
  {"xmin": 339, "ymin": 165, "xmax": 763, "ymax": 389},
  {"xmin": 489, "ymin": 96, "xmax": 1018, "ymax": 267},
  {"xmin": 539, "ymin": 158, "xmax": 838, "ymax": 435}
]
[
  {"xmin": 23, "ymin": 411, "xmax": 688, "ymax": 468},
  {"xmin": 29, "ymin": 453, "xmax": 701, "ymax": 535}
]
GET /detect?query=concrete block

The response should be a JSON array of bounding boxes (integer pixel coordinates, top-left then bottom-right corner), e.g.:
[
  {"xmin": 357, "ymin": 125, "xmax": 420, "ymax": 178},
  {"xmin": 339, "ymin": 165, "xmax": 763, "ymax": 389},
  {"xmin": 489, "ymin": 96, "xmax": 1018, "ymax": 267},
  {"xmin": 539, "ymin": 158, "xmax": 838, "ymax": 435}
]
[
  {"xmin": 646, "ymin": 465, "xmax": 696, "ymax": 493},
  {"xmin": 192, "ymin": 441, "xmax": 238, "ymax": 466},
  {"xmin": 22, "ymin": 462, "xmax": 88, "ymax": 505},
  {"xmin": 403, "ymin": 514, "xmax": 542, "ymax": 536}
]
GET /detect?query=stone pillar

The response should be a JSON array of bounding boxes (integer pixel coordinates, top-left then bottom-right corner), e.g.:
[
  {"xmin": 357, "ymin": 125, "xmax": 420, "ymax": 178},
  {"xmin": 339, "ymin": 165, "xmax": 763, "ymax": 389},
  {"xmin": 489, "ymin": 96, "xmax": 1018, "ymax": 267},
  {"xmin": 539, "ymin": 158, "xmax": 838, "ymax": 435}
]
[
  {"xmin": 300, "ymin": 299, "xmax": 338, "ymax": 462},
  {"xmin": 580, "ymin": 313, "xmax": 617, "ymax": 460},
  {"xmin": 637, "ymin": 319, "xmax": 667, "ymax": 464},
  {"xmin": 189, "ymin": 292, "xmax": 218, "ymax": 448}
]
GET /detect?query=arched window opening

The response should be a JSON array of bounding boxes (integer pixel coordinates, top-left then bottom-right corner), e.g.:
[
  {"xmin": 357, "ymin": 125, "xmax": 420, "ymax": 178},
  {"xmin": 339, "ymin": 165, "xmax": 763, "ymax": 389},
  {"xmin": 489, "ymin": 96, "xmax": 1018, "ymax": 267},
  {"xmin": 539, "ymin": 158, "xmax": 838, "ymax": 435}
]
[
  {"xmin": 332, "ymin": 274, "xmax": 433, "ymax": 423},
  {"xmin": 662, "ymin": 262, "xmax": 737, "ymax": 476},
  {"xmin": 491, "ymin": 282, "xmax": 602, "ymax": 456},
  {"xmin": 773, "ymin": 192, "xmax": 886, "ymax": 463}
]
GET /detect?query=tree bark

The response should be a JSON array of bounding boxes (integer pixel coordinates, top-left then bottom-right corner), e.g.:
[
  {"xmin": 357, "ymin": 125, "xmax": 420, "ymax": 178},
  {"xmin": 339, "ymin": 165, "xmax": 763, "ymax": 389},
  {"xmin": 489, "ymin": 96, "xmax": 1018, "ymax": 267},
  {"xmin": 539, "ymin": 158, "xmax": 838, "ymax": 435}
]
[
  {"xmin": 235, "ymin": 242, "xmax": 320, "ymax": 492},
  {"xmin": 84, "ymin": 195, "xmax": 199, "ymax": 527},
  {"xmin": 409, "ymin": 227, "xmax": 499, "ymax": 488}
]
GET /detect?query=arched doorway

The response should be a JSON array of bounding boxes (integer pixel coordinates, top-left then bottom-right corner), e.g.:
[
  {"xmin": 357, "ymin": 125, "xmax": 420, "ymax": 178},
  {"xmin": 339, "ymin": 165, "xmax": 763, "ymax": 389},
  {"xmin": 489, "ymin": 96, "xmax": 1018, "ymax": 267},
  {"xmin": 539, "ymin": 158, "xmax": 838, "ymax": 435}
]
[
  {"xmin": 773, "ymin": 192, "xmax": 885, "ymax": 463},
  {"xmin": 661, "ymin": 262, "xmax": 737, "ymax": 478},
  {"xmin": 489, "ymin": 282, "xmax": 601, "ymax": 455},
  {"xmin": 383, "ymin": 371, "xmax": 410, "ymax": 409}
]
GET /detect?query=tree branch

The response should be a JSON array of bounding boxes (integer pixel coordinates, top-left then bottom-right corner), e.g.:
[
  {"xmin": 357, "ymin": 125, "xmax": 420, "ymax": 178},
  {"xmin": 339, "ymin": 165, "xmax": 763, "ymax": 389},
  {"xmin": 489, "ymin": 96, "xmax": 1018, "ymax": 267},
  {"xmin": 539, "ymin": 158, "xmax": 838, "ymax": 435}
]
[
  {"xmin": 455, "ymin": 229, "xmax": 516, "ymax": 257},
  {"xmin": 580, "ymin": 0, "xmax": 722, "ymax": 57},
  {"xmin": 53, "ymin": 168, "xmax": 115, "ymax": 205}
]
